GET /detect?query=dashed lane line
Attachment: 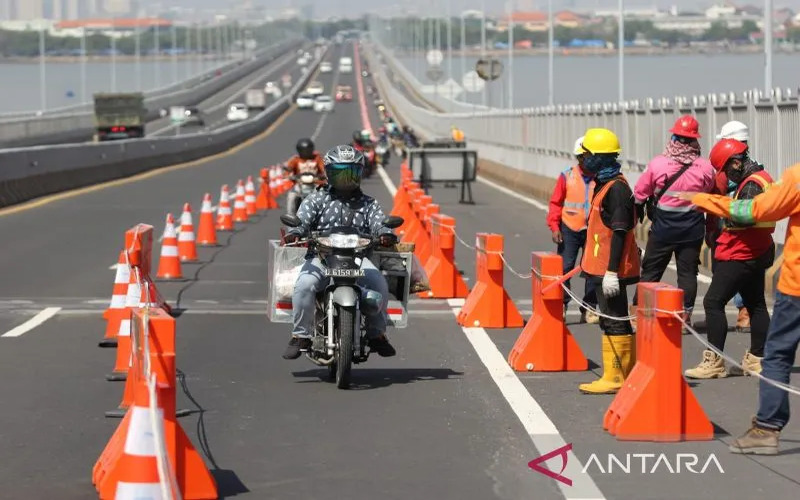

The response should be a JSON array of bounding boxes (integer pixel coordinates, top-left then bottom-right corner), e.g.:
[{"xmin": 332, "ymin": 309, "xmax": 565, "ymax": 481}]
[{"xmin": 2, "ymin": 307, "xmax": 62, "ymax": 338}]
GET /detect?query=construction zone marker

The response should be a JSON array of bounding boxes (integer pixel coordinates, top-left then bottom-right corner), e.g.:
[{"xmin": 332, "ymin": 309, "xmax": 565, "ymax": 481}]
[
  {"xmin": 196, "ymin": 193, "xmax": 219, "ymax": 246},
  {"xmin": 457, "ymin": 233, "xmax": 524, "ymax": 329},
  {"xmin": 156, "ymin": 214, "xmax": 184, "ymax": 281},
  {"xmin": 216, "ymin": 184, "xmax": 234, "ymax": 232},
  {"xmin": 603, "ymin": 283, "xmax": 714, "ymax": 441},
  {"xmin": 178, "ymin": 203, "xmax": 199, "ymax": 263},
  {"xmin": 100, "ymin": 250, "xmax": 130, "ymax": 347},
  {"xmin": 421, "ymin": 214, "xmax": 469, "ymax": 299},
  {"xmin": 245, "ymin": 176, "xmax": 258, "ymax": 216},
  {"xmin": 232, "ymin": 179, "xmax": 249, "ymax": 223},
  {"xmin": 508, "ymin": 253, "xmax": 588, "ymax": 372}
]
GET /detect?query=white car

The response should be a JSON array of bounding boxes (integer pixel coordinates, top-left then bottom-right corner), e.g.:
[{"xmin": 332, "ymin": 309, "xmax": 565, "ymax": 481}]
[
  {"xmin": 226, "ymin": 103, "xmax": 249, "ymax": 122},
  {"xmin": 306, "ymin": 81, "xmax": 324, "ymax": 96},
  {"xmin": 297, "ymin": 56, "xmax": 309, "ymax": 66},
  {"xmin": 319, "ymin": 62, "xmax": 333, "ymax": 73},
  {"xmin": 296, "ymin": 93, "xmax": 315, "ymax": 109},
  {"xmin": 313, "ymin": 96, "xmax": 334, "ymax": 113}
]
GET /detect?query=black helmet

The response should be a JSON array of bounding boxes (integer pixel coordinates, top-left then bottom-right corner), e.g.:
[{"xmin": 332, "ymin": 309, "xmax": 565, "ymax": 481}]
[
  {"xmin": 323, "ymin": 145, "xmax": 364, "ymax": 195},
  {"xmin": 352, "ymin": 130, "xmax": 362, "ymax": 144},
  {"xmin": 296, "ymin": 138, "xmax": 314, "ymax": 159}
]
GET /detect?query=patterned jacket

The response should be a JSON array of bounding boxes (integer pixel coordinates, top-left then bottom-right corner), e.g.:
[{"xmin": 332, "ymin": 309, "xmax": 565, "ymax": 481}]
[{"xmin": 288, "ymin": 187, "xmax": 393, "ymax": 238}]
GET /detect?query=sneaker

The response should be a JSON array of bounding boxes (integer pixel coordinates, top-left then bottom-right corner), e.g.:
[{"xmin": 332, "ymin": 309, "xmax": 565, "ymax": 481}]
[
  {"xmin": 680, "ymin": 311, "xmax": 693, "ymax": 335},
  {"xmin": 585, "ymin": 309, "xmax": 600, "ymax": 324},
  {"xmin": 684, "ymin": 349, "xmax": 728, "ymax": 379},
  {"xmin": 730, "ymin": 419, "xmax": 779, "ymax": 455},
  {"xmin": 729, "ymin": 350, "xmax": 763, "ymax": 376},
  {"xmin": 282, "ymin": 337, "xmax": 312, "ymax": 360},
  {"xmin": 368, "ymin": 334, "xmax": 397, "ymax": 357},
  {"xmin": 736, "ymin": 308, "xmax": 751, "ymax": 333}
]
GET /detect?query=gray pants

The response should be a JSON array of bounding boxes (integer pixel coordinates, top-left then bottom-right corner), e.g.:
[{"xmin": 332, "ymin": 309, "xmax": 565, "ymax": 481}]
[
  {"xmin": 286, "ymin": 190, "xmax": 301, "ymax": 216},
  {"xmin": 292, "ymin": 257, "xmax": 388, "ymax": 339}
]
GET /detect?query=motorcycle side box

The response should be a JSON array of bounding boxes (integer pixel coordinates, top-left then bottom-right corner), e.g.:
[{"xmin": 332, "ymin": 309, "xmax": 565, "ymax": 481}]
[
  {"xmin": 373, "ymin": 249, "xmax": 413, "ymax": 329},
  {"xmin": 267, "ymin": 239, "xmax": 307, "ymax": 324}
]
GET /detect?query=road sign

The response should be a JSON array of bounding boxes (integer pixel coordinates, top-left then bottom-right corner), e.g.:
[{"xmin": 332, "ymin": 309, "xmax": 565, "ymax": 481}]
[
  {"xmin": 462, "ymin": 71, "xmax": 485, "ymax": 93},
  {"xmin": 426, "ymin": 66, "xmax": 445, "ymax": 83},
  {"xmin": 426, "ymin": 49, "xmax": 444, "ymax": 67},
  {"xmin": 475, "ymin": 59, "xmax": 503, "ymax": 81}
]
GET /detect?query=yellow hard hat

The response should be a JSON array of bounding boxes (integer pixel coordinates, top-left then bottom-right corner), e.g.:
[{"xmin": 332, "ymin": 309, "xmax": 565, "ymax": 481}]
[
  {"xmin": 573, "ymin": 136, "xmax": 585, "ymax": 156},
  {"xmin": 582, "ymin": 128, "xmax": 621, "ymax": 154}
]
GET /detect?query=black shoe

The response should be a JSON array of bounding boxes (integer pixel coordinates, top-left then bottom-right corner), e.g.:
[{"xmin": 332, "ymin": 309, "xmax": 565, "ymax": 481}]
[
  {"xmin": 368, "ymin": 335, "xmax": 396, "ymax": 357},
  {"xmin": 282, "ymin": 337, "xmax": 312, "ymax": 360}
]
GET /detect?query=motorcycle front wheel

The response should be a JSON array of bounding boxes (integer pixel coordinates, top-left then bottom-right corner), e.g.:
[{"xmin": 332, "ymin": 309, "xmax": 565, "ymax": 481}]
[{"xmin": 335, "ymin": 306, "xmax": 355, "ymax": 389}]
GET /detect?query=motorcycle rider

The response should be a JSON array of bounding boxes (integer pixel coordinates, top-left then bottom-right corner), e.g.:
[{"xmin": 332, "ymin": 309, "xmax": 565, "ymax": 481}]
[
  {"xmin": 285, "ymin": 138, "xmax": 326, "ymax": 216},
  {"xmin": 282, "ymin": 145, "xmax": 398, "ymax": 360},
  {"xmin": 403, "ymin": 126, "xmax": 419, "ymax": 149}
]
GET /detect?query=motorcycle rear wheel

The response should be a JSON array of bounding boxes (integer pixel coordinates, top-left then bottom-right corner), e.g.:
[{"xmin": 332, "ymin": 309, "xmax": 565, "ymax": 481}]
[{"xmin": 335, "ymin": 306, "xmax": 355, "ymax": 389}]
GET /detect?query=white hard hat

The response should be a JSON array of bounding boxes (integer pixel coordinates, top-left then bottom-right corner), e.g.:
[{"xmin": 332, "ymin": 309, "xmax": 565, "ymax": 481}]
[
  {"xmin": 573, "ymin": 136, "xmax": 585, "ymax": 156},
  {"xmin": 716, "ymin": 120, "xmax": 749, "ymax": 142}
]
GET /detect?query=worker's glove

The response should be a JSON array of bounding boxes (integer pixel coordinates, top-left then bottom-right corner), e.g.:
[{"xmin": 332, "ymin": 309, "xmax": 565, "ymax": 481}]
[
  {"xmin": 602, "ymin": 271, "xmax": 620, "ymax": 298},
  {"xmin": 379, "ymin": 233, "xmax": 398, "ymax": 247},
  {"xmin": 284, "ymin": 233, "xmax": 300, "ymax": 245}
]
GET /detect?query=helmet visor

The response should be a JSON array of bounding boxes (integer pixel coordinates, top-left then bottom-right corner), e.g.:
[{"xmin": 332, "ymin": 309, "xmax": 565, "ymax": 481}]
[{"xmin": 326, "ymin": 163, "xmax": 362, "ymax": 191}]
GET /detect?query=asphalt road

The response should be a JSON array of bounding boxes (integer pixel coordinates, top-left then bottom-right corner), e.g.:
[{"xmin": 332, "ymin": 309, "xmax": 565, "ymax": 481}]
[{"xmin": 0, "ymin": 41, "xmax": 797, "ymax": 500}]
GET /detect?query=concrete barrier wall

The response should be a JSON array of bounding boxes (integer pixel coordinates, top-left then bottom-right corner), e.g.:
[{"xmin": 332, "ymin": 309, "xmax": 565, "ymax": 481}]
[
  {"xmin": 0, "ymin": 39, "xmax": 305, "ymax": 149},
  {"xmin": 0, "ymin": 45, "xmax": 325, "ymax": 209}
]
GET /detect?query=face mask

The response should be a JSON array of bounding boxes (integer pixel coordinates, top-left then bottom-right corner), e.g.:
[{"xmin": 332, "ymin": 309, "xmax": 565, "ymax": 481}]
[{"xmin": 724, "ymin": 162, "xmax": 745, "ymax": 185}]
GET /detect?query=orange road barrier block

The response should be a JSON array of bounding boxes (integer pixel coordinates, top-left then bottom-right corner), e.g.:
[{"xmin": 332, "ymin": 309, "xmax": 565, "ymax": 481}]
[
  {"xmin": 416, "ymin": 203, "xmax": 439, "ymax": 265},
  {"xmin": 232, "ymin": 179, "xmax": 249, "ymax": 223},
  {"xmin": 457, "ymin": 233, "xmax": 524, "ymax": 329},
  {"xmin": 399, "ymin": 188, "xmax": 424, "ymax": 241},
  {"xmin": 100, "ymin": 250, "xmax": 130, "ymax": 345},
  {"xmin": 267, "ymin": 166, "xmax": 280, "ymax": 208},
  {"xmin": 603, "ymin": 283, "xmax": 714, "ymax": 441},
  {"xmin": 391, "ymin": 178, "xmax": 411, "ymax": 217},
  {"xmin": 256, "ymin": 168, "xmax": 270, "ymax": 211},
  {"xmin": 245, "ymin": 176, "xmax": 258, "ymax": 216},
  {"xmin": 508, "ymin": 253, "xmax": 588, "ymax": 372},
  {"xmin": 156, "ymin": 214, "xmax": 183, "ymax": 280},
  {"xmin": 395, "ymin": 184, "xmax": 420, "ymax": 236},
  {"xmin": 403, "ymin": 194, "xmax": 432, "ymax": 246},
  {"xmin": 178, "ymin": 203, "xmax": 199, "ymax": 262},
  {"xmin": 196, "ymin": 193, "xmax": 219, "ymax": 246},
  {"xmin": 216, "ymin": 184, "xmax": 234, "ymax": 231},
  {"xmin": 420, "ymin": 215, "xmax": 469, "ymax": 299}
]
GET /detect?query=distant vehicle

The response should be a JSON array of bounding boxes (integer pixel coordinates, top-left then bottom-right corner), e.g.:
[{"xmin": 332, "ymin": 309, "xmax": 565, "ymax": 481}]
[
  {"xmin": 296, "ymin": 93, "xmax": 315, "ymax": 109},
  {"xmin": 93, "ymin": 92, "xmax": 146, "ymax": 141},
  {"xmin": 245, "ymin": 88, "xmax": 267, "ymax": 110},
  {"xmin": 339, "ymin": 56, "xmax": 353, "ymax": 74},
  {"xmin": 306, "ymin": 81, "xmax": 324, "ymax": 96},
  {"xmin": 335, "ymin": 85, "xmax": 353, "ymax": 101},
  {"xmin": 319, "ymin": 62, "xmax": 333, "ymax": 73},
  {"xmin": 313, "ymin": 95, "xmax": 334, "ymax": 113},
  {"xmin": 264, "ymin": 81, "xmax": 277, "ymax": 91},
  {"xmin": 297, "ymin": 55, "xmax": 309, "ymax": 66},
  {"xmin": 281, "ymin": 73, "xmax": 293, "ymax": 89},
  {"xmin": 183, "ymin": 107, "xmax": 205, "ymax": 126},
  {"xmin": 264, "ymin": 82, "xmax": 282, "ymax": 98},
  {"xmin": 373, "ymin": 98, "xmax": 385, "ymax": 108},
  {"xmin": 226, "ymin": 103, "xmax": 249, "ymax": 122}
]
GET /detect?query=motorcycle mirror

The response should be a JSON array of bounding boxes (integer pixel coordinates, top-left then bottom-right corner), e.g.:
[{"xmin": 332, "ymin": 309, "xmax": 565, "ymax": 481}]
[
  {"xmin": 280, "ymin": 214, "xmax": 302, "ymax": 227},
  {"xmin": 382, "ymin": 216, "xmax": 404, "ymax": 229}
]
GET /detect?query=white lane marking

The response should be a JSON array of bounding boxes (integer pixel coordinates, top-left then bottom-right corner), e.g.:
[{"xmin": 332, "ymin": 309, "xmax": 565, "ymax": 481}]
[
  {"xmin": 445, "ymin": 300, "xmax": 606, "ymax": 500},
  {"xmin": 310, "ymin": 63, "xmax": 342, "ymax": 141},
  {"xmin": 2, "ymin": 307, "xmax": 62, "ymax": 337},
  {"xmin": 477, "ymin": 175, "xmax": 714, "ymax": 284},
  {"xmin": 109, "ymin": 263, "xmax": 118, "ymax": 270},
  {"xmin": 84, "ymin": 299, "xmax": 111, "ymax": 304},
  {"xmin": 376, "ymin": 165, "xmax": 397, "ymax": 197}
]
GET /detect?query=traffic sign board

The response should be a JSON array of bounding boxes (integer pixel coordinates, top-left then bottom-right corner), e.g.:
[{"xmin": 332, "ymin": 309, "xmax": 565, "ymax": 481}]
[
  {"xmin": 475, "ymin": 59, "xmax": 503, "ymax": 81},
  {"xmin": 462, "ymin": 71, "xmax": 485, "ymax": 93},
  {"xmin": 426, "ymin": 49, "xmax": 444, "ymax": 67}
]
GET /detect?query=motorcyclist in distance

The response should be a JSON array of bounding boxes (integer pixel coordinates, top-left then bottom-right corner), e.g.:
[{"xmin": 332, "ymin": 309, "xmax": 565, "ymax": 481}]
[
  {"xmin": 282, "ymin": 145, "xmax": 398, "ymax": 360},
  {"xmin": 285, "ymin": 138, "xmax": 326, "ymax": 216},
  {"xmin": 403, "ymin": 125, "xmax": 419, "ymax": 149}
]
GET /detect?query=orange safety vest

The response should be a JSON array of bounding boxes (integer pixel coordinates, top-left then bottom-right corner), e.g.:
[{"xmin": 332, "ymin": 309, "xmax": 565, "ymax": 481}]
[
  {"xmin": 581, "ymin": 177, "xmax": 640, "ymax": 279},
  {"xmin": 561, "ymin": 165, "xmax": 595, "ymax": 232},
  {"xmin": 452, "ymin": 128, "xmax": 465, "ymax": 142},
  {"xmin": 724, "ymin": 170, "xmax": 775, "ymax": 232}
]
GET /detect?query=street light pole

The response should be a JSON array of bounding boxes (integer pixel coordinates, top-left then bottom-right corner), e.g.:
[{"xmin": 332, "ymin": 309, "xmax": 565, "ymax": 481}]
[
  {"xmin": 39, "ymin": 24, "xmax": 46, "ymax": 111},
  {"xmin": 765, "ymin": 0, "xmax": 773, "ymax": 93},
  {"xmin": 155, "ymin": 21, "xmax": 161, "ymax": 88},
  {"xmin": 135, "ymin": 22, "xmax": 141, "ymax": 90},
  {"xmin": 80, "ymin": 28, "xmax": 87, "ymax": 103},
  {"xmin": 480, "ymin": 0, "xmax": 487, "ymax": 107},
  {"xmin": 548, "ymin": 0, "xmax": 554, "ymax": 106},
  {"xmin": 618, "ymin": 0, "xmax": 624, "ymax": 103},
  {"xmin": 111, "ymin": 18, "xmax": 117, "ymax": 92},
  {"xmin": 507, "ymin": 0, "xmax": 514, "ymax": 109}
]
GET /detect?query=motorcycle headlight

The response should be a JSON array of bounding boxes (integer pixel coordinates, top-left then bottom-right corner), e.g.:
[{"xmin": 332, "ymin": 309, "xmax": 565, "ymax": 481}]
[
  {"xmin": 317, "ymin": 234, "xmax": 371, "ymax": 249},
  {"xmin": 300, "ymin": 174, "xmax": 315, "ymax": 183}
]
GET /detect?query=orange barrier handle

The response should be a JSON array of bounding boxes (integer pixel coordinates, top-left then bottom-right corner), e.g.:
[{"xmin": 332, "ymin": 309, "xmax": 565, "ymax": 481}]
[{"xmin": 541, "ymin": 265, "xmax": 582, "ymax": 295}]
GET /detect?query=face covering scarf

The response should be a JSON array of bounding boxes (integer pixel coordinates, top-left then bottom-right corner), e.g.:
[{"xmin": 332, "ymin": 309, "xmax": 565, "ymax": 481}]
[
  {"xmin": 583, "ymin": 154, "xmax": 621, "ymax": 182},
  {"xmin": 663, "ymin": 138, "xmax": 701, "ymax": 165}
]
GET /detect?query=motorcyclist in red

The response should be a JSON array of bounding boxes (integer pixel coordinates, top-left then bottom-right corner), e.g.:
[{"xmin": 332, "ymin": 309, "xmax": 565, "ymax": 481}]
[
  {"xmin": 285, "ymin": 138, "xmax": 326, "ymax": 216},
  {"xmin": 351, "ymin": 130, "xmax": 376, "ymax": 177}
]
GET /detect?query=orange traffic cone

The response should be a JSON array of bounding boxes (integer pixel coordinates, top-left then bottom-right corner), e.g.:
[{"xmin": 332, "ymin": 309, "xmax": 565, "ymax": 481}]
[
  {"xmin": 216, "ymin": 185, "xmax": 234, "ymax": 231},
  {"xmin": 178, "ymin": 203, "xmax": 198, "ymax": 262},
  {"xmin": 232, "ymin": 180, "xmax": 249, "ymax": 223},
  {"xmin": 196, "ymin": 193, "xmax": 219, "ymax": 246},
  {"xmin": 256, "ymin": 168, "xmax": 270, "ymax": 211},
  {"xmin": 100, "ymin": 250, "xmax": 130, "ymax": 347},
  {"xmin": 245, "ymin": 176, "xmax": 257, "ymax": 216},
  {"xmin": 156, "ymin": 214, "xmax": 183, "ymax": 280}
]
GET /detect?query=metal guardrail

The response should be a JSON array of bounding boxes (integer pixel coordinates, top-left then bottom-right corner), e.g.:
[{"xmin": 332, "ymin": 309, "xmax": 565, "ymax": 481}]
[
  {"xmin": 0, "ymin": 39, "xmax": 304, "ymax": 148},
  {"xmin": 0, "ymin": 43, "xmax": 327, "ymax": 209}
]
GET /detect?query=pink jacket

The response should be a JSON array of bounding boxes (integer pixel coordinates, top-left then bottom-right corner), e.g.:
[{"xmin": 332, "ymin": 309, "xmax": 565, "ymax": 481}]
[{"xmin": 634, "ymin": 154, "xmax": 716, "ymax": 209}]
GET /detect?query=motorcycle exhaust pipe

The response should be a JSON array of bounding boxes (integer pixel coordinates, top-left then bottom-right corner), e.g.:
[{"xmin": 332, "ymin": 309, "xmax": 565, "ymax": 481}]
[{"xmin": 305, "ymin": 353, "xmax": 335, "ymax": 366}]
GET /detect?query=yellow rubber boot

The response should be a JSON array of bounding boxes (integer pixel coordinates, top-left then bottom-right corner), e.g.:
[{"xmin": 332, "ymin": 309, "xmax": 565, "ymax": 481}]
[{"xmin": 579, "ymin": 334, "xmax": 635, "ymax": 394}]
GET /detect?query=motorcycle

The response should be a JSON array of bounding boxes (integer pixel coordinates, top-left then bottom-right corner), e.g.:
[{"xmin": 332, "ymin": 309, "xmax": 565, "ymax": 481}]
[
  {"xmin": 288, "ymin": 173, "xmax": 319, "ymax": 216},
  {"xmin": 391, "ymin": 136, "xmax": 405, "ymax": 158},
  {"xmin": 279, "ymin": 214, "xmax": 405, "ymax": 389},
  {"xmin": 361, "ymin": 142, "xmax": 377, "ymax": 179},
  {"xmin": 375, "ymin": 142, "xmax": 389, "ymax": 167}
]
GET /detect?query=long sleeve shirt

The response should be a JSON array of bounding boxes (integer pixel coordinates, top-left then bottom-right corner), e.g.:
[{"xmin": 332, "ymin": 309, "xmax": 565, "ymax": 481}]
[
  {"xmin": 288, "ymin": 188, "xmax": 393, "ymax": 239},
  {"xmin": 691, "ymin": 163, "xmax": 800, "ymax": 296}
]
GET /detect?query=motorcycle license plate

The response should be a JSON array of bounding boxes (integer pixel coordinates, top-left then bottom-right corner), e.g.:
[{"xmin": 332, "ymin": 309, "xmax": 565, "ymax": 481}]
[{"xmin": 324, "ymin": 268, "xmax": 365, "ymax": 278}]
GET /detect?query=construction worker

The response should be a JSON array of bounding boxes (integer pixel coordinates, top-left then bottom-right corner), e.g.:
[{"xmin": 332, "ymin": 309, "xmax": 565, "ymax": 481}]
[
  {"xmin": 578, "ymin": 128, "xmax": 640, "ymax": 394},
  {"xmin": 684, "ymin": 139, "xmax": 773, "ymax": 379},
  {"xmin": 546, "ymin": 135, "xmax": 599, "ymax": 324},
  {"xmin": 631, "ymin": 115, "xmax": 716, "ymax": 327},
  {"xmin": 713, "ymin": 120, "xmax": 753, "ymax": 331},
  {"xmin": 683, "ymin": 161, "xmax": 800, "ymax": 456}
]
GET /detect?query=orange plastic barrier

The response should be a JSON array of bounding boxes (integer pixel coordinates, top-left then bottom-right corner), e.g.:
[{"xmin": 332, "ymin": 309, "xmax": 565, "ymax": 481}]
[
  {"xmin": 216, "ymin": 184, "xmax": 234, "ymax": 231},
  {"xmin": 402, "ymin": 194, "xmax": 431, "ymax": 245},
  {"xmin": 421, "ymin": 215, "xmax": 469, "ymax": 299},
  {"xmin": 603, "ymin": 283, "xmax": 714, "ymax": 441},
  {"xmin": 457, "ymin": 233, "xmax": 524, "ymax": 328},
  {"xmin": 508, "ymin": 253, "xmax": 588, "ymax": 371},
  {"xmin": 178, "ymin": 203, "xmax": 199, "ymax": 262},
  {"xmin": 232, "ymin": 179, "xmax": 249, "ymax": 223},
  {"xmin": 245, "ymin": 176, "xmax": 257, "ymax": 216},
  {"xmin": 258, "ymin": 167, "xmax": 279, "ymax": 210},
  {"xmin": 416, "ymin": 203, "xmax": 439, "ymax": 264},
  {"xmin": 156, "ymin": 214, "xmax": 183, "ymax": 280},
  {"xmin": 196, "ymin": 193, "xmax": 219, "ymax": 246},
  {"xmin": 100, "ymin": 250, "xmax": 129, "ymax": 341},
  {"xmin": 396, "ymin": 185, "xmax": 421, "ymax": 237},
  {"xmin": 94, "ymin": 308, "xmax": 218, "ymax": 499}
]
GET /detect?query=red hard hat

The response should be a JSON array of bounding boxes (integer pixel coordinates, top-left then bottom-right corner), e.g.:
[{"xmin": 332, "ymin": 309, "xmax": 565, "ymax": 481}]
[
  {"xmin": 709, "ymin": 139, "xmax": 747, "ymax": 171},
  {"xmin": 670, "ymin": 114, "xmax": 701, "ymax": 139}
]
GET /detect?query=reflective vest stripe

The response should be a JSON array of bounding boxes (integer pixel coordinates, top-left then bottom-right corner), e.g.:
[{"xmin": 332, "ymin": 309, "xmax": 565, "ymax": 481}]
[{"xmin": 725, "ymin": 172, "xmax": 775, "ymax": 230}]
